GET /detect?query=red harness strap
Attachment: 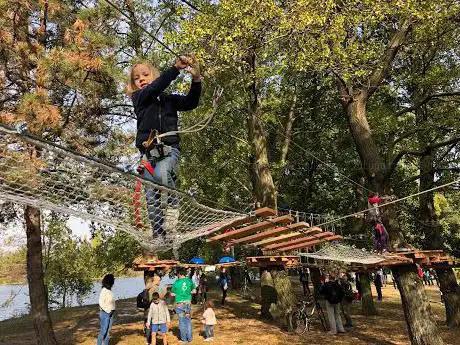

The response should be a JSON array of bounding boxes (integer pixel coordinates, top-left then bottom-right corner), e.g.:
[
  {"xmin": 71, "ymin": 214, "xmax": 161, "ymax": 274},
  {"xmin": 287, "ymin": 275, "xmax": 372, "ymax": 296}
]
[{"xmin": 133, "ymin": 159, "xmax": 155, "ymax": 228}]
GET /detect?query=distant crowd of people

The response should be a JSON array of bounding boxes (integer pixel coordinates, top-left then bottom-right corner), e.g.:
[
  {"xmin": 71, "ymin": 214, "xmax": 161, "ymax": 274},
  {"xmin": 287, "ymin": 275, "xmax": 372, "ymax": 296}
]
[
  {"xmin": 96, "ymin": 263, "xmax": 441, "ymax": 343},
  {"xmin": 96, "ymin": 266, "xmax": 230, "ymax": 344}
]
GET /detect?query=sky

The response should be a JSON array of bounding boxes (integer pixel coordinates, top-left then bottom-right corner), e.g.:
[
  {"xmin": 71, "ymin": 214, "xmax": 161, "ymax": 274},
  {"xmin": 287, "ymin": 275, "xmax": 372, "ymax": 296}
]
[{"xmin": 0, "ymin": 216, "xmax": 92, "ymax": 253}]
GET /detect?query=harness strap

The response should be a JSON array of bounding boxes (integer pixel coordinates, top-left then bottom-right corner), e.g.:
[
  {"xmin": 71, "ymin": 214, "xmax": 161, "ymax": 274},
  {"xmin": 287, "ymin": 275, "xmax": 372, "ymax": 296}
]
[{"xmin": 133, "ymin": 157, "xmax": 155, "ymax": 228}]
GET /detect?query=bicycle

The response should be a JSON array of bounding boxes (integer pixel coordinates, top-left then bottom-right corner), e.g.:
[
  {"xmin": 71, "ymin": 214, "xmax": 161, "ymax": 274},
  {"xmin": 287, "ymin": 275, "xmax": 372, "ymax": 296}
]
[{"xmin": 288, "ymin": 297, "xmax": 329, "ymax": 334}]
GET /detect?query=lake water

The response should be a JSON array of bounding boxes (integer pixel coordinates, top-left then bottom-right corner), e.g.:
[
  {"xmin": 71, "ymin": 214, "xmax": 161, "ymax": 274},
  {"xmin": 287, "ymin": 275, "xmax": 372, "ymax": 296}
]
[{"xmin": 0, "ymin": 276, "xmax": 145, "ymax": 322}]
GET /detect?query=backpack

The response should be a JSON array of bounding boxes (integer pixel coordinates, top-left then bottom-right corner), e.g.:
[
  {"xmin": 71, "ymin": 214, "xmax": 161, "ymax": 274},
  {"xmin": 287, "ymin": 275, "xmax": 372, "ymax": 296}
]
[
  {"xmin": 136, "ymin": 289, "xmax": 150, "ymax": 309},
  {"xmin": 327, "ymin": 281, "xmax": 343, "ymax": 304}
]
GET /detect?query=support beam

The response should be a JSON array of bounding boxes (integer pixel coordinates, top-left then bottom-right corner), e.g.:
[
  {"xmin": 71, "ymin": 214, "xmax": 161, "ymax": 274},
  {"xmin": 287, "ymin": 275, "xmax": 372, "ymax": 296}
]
[
  {"xmin": 263, "ymin": 231, "xmax": 334, "ymax": 250},
  {"xmin": 275, "ymin": 235, "xmax": 342, "ymax": 252},
  {"xmin": 251, "ymin": 227, "xmax": 321, "ymax": 247},
  {"xmin": 231, "ymin": 222, "xmax": 309, "ymax": 244},
  {"xmin": 254, "ymin": 207, "xmax": 278, "ymax": 217},
  {"xmin": 206, "ymin": 215, "xmax": 294, "ymax": 242}
]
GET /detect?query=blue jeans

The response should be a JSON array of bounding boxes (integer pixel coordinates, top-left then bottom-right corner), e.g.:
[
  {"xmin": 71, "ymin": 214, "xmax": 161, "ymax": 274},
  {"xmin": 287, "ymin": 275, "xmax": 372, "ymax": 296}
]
[
  {"xmin": 205, "ymin": 325, "xmax": 215, "ymax": 338},
  {"xmin": 143, "ymin": 147, "xmax": 180, "ymax": 237},
  {"xmin": 175, "ymin": 304, "xmax": 192, "ymax": 342},
  {"xmin": 97, "ymin": 311, "xmax": 114, "ymax": 345}
]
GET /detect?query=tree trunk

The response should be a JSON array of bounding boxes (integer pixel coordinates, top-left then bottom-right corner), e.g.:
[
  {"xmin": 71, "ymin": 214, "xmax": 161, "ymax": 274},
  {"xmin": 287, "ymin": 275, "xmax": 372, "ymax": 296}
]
[
  {"xmin": 279, "ymin": 90, "xmax": 297, "ymax": 168},
  {"xmin": 360, "ymin": 272, "xmax": 377, "ymax": 315},
  {"xmin": 247, "ymin": 51, "xmax": 277, "ymax": 209},
  {"xmin": 436, "ymin": 267, "xmax": 460, "ymax": 328},
  {"xmin": 310, "ymin": 267, "xmax": 322, "ymax": 299},
  {"xmin": 418, "ymin": 119, "xmax": 460, "ymax": 328},
  {"xmin": 340, "ymin": 93, "xmax": 444, "ymax": 344},
  {"xmin": 392, "ymin": 264, "xmax": 446, "ymax": 345},
  {"xmin": 270, "ymin": 270, "xmax": 296, "ymax": 329},
  {"xmin": 344, "ymin": 97, "xmax": 386, "ymax": 190},
  {"xmin": 25, "ymin": 206, "xmax": 58, "ymax": 345},
  {"xmin": 260, "ymin": 269, "xmax": 277, "ymax": 319}
]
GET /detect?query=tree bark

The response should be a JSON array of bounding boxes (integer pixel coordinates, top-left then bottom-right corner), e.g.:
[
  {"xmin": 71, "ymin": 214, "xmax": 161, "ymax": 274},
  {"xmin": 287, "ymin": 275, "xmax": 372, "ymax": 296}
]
[
  {"xmin": 436, "ymin": 267, "xmax": 460, "ymax": 328},
  {"xmin": 333, "ymin": 17, "xmax": 445, "ymax": 344},
  {"xmin": 416, "ymin": 98, "xmax": 460, "ymax": 328},
  {"xmin": 25, "ymin": 206, "xmax": 58, "ymax": 345},
  {"xmin": 279, "ymin": 90, "xmax": 297, "ymax": 167},
  {"xmin": 393, "ymin": 264, "xmax": 446, "ymax": 345},
  {"xmin": 260, "ymin": 269, "xmax": 277, "ymax": 319},
  {"xmin": 360, "ymin": 272, "xmax": 377, "ymax": 315},
  {"xmin": 247, "ymin": 51, "xmax": 277, "ymax": 208}
]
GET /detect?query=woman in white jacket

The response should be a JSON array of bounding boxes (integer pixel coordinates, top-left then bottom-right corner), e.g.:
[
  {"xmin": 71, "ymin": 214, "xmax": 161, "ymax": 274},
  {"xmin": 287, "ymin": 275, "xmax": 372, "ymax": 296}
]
[
  {"xmin": 146, "ymin": 292, "xmax": 171, "ymax": 345},
  {"xmin": 97, "ymin": 274, "xmax": 116, "ymax": 345}
]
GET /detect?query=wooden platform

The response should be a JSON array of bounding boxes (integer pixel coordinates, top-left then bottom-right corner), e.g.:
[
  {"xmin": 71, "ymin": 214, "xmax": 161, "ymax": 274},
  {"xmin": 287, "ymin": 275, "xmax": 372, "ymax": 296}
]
[
  {"xmin": 300, "ymin": 249, "xmax": 459, "ymax": 271},
  {"xmin": 205, "ymin": 207, "xmax": 342, "ymax": 252},
  {"xmin": 132, "ymin": 256, "xmax": 179, "ymax": 271},
  {"xmin": 392, "ymin": 249, "xmax": 460, "ymax": 267},
  {"xmin": 246, "ymin": 256, "xmax": 301, "ymax": 268}
]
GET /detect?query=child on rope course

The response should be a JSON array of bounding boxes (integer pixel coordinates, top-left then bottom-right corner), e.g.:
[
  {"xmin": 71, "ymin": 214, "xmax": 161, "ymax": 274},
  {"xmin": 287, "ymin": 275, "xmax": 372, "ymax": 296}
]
[
  {"xmin": 128, "ymin": 56, "xmax": 202, "ymax": 239},
  {"xmin": 373, "ymin": 220, "xmax": 388, "ymax": 253},
  {"xmin": 367, "ymin": 192, "xmax": 383, "ymax": 222}
]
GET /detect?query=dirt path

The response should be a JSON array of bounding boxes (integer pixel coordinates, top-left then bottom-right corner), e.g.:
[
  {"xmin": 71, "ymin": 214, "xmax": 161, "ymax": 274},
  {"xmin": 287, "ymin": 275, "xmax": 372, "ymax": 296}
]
[{"xmin": 1, "ymin": 283, "xmax": 459, "ymax": 345}]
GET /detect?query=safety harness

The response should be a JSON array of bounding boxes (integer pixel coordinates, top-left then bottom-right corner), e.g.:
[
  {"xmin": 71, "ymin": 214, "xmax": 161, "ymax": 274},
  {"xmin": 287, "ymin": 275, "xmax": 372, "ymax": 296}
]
[{"xmin": 133, "ymin": 130, "xmax": 169, "ymax": 228}]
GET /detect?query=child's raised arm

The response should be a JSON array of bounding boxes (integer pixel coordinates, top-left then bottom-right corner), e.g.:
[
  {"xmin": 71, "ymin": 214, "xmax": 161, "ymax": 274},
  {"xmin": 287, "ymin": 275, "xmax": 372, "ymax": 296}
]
[
  {"xmin": 132, "ymin": 57, "xmax": 189, "ymax": 107},
  {"xmin": 170, "ymin": 58, "xmax": 202, "ymax": 111}
]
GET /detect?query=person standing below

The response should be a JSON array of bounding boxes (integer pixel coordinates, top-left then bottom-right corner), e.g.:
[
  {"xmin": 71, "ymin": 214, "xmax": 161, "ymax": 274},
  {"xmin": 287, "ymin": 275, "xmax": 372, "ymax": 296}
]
[
  {"xmin": 218, "ymin": 268, "xmax": 230, "ymax": 306},
  {"xmin": 139, "ymin": 275, "xmax": 161, "ymax": 345},
  {"xmin": 201, "ymin": 300, "xmax": 217, "ymax": 341},
  {"xmin": 199, "ymin": 272, "xmax": 208, "ymax": 303},
  {"xmin": 299, "ymin": 267, "xmax": 311, "ymax": 296},
  {"xmin": 97, "ymin": 274, "xmax": 116, "ymax": 345},
  {"xmin": 355, "ymin": 273, "xmax": 362, "ymax": 300},
  {"xmin": 146, "ymin": 292, "xmax": 171, "ymax": 345},
  {"xmin": 374, "ymin": 269, "xmax": 384, "ymax": 301},
  {"xmin": 319, "ymin": 273, "xmax": 345, "ymax": 335},
  {"xmin": 171, "ymin": 267, "xmax": 196, "ymax": 343},
  {"xmin": 191, "ymin": 269, "xmax": 200, "ymax": 304},
  {"xmin": 340, "ymin": 273, "xmax": 353, "ymax": 328}
]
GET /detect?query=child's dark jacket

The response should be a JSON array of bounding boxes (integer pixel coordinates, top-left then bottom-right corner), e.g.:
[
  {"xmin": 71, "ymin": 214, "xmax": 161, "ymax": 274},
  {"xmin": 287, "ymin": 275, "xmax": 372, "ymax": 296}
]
[{"xmin": 132, "ymin": 66, "xmax": 201, "ymax": 151}]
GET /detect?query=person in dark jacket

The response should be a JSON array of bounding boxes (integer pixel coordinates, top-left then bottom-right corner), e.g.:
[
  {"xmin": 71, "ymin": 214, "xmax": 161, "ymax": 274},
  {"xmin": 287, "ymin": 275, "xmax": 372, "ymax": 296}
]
[
  {"xmin": 128, "ymin": 57, "xmax": 201, "ymax": 238},
  {"xmin": 374, "ymin": 269, "xmax": 384, "ymax": 301},
  {"xmin": 319, "ymin": 273, "xmax": 345, "ymax": 335},
  {"xmin": 218, "ymin": 268, "xmax": 230, "ymax": 306},
  {"xmin": 340, "ymin": 273, "xmax": 353, "ymax": 327}
]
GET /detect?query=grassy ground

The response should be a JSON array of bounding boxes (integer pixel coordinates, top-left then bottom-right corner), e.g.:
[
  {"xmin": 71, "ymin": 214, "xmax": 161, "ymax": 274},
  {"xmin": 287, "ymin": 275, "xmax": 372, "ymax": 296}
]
[{"xmin": 1, "ymin": 282, "xmax": 459, "ymax": 345}]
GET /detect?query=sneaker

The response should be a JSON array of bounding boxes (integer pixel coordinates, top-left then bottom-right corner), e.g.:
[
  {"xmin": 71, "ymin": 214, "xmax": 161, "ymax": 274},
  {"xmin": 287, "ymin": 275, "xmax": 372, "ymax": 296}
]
[{"xmin": 328, "ymin": 331, "xmax": 337, "ymax": 335}]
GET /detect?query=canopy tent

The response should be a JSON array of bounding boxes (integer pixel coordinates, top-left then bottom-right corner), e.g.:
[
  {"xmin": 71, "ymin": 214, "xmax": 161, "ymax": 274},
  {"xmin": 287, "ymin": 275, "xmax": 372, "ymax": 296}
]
[{"xmin": 190, "ymin": 256, "xmax": 206, "ymax": 264}]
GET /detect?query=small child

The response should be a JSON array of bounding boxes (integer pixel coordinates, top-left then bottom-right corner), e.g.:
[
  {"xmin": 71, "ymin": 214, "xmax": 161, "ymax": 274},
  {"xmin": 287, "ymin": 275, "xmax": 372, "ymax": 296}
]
[
  {"xmin": 146, "ymin": 292, "xmax": 170, "ymax": 345},
  {"xmin": 201, "ymin": 300, "xmax": 216, "ymax": 341},
  {"xmin": 128, "ymin": 56, "xmax": 201, "ymax": 238},
  {"xmin": 368, "ymin": 192, "xmax": 382, "ymax": 221},
  {"xmin": 373, "ymin": 221, "xmax": 388, "ymax": 253}
]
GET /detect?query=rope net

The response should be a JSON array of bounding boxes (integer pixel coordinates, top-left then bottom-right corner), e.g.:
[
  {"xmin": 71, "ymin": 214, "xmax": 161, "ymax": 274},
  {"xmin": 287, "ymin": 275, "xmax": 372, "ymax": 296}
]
[
  {"xmin": 299, "ymin": 243, "xmax": 389, "ymax": 265},
  {"xmin": 0, "ymin": 125, "xmax": 246, "ymax": 252}
]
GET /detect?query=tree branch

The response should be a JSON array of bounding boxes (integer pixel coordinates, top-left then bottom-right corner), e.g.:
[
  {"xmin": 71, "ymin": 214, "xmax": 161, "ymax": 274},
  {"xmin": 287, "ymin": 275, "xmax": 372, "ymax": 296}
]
[
  {"xmin": 386, "ymin": 136, "xmax": 460, "ymax": 179},
  {"xmin": 363, "ymin": 18, "xmax": 412, "ymax": 100},
  {"xmin": 396, "ymin": 91, "xmax": 460, "ymax": 116},
  {"xmin": 398, "ymin": 167, "xmax": 460, "ymax": 186},
  {"xmin": 279, "ymin": 84, "xmax": 297, "ymax": 167}
]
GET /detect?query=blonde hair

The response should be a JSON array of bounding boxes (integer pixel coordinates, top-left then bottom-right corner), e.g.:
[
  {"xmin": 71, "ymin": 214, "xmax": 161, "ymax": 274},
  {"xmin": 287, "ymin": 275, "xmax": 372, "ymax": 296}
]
[{"xmin": 126, "ymin": 62, "xmax": 160, "ymax": 96}]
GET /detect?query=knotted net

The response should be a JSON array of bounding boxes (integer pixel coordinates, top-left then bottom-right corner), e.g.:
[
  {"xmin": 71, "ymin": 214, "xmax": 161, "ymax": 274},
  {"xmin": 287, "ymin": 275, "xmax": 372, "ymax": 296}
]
[
  {"xmin": 0, "ymin": 125, "xmax": 246, "ymax": 252},
  {"xmin": 299, "ymin": 243, "xmax": 390, "ymax": 265}
]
